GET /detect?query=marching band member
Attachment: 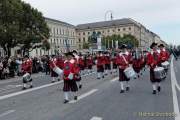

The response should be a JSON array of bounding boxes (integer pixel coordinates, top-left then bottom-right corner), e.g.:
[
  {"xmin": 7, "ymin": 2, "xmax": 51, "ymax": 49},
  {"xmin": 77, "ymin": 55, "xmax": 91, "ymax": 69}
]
[
  {"xmin": 63, "ymin": 52, "xmax": 78, "ymax": 104},
  {"xmin": 78, "ymin": 53, "xmax": 85, "ymax": 75},
  {"xmin": 147, "ymin": 42, "xmax": 161, "ymax": 94},
  {"xmin": 159, "ymin": 44, "xmax": 170, "ymax": 73},
  {"xmin": 104, "ymin": 52, "xmax": 111, "ymax": 75},
  {"xmin": 111, "ymin": 53, "xmax": 118, "ymax": 74},
  {"xmin": 132, "ymin": 48, "xmax": 143, "ymax": 78},
  {"xmin": 22, "ymin": 55, "xmax": 33, "ymax": 90},
  {"xmin": 87, "ymin": 54, "xmax": 94, "ymax": 73},
  {"xmin": 72, "ymin": 50, "xmax": 82, "ymax": 89},
  {"xmin": 56, "ymin": 55, "xmax": 64, "ymax": 81},
  {"xmin": 116, "ymin": 44, "xmax": 132, "ymax": 93},
  {"xmin": 49, "ymin": 55, "xmax": 59, "ymax": 83},
  {"xmin": 96, "ymin": 51, "xmax": 105, "ymax": 79}
]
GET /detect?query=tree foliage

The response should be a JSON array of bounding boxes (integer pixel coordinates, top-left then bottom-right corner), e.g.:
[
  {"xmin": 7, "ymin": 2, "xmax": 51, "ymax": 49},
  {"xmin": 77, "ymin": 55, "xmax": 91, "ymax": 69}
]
[
  {"xmin": 0, "ymin": 0, "xmax": 50, "ymax": 56},
  {"xmin": 102, "ymin": 34, "xmax": 139, "ymax": 49}
]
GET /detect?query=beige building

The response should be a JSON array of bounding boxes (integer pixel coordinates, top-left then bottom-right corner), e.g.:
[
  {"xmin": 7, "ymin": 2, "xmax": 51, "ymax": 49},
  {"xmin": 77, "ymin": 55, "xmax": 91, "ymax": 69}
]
[
  {"xmin": 30, "ymin": 17, "xmax": 77, "ymax": 57},
  {"xmin": 76, "ymin": 18, "xmax": 162, "ymax": 49}
]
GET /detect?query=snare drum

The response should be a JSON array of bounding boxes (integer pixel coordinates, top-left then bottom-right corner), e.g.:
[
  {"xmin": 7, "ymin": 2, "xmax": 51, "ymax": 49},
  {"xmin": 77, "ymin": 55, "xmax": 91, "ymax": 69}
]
[
  {"xmin": 154, "ymin": 67, "xmax": 166, "ymax": 80},
  {"xmin": 124, "ymin": 67, "xmax": 136, "ymax": 79},
  {"xmin": 161, "ymin": 61, "xmax": 170, "ymax": 70},
  {"xmin": 22, "ymin": 73, "xmax": 31, "ymax": 82}
]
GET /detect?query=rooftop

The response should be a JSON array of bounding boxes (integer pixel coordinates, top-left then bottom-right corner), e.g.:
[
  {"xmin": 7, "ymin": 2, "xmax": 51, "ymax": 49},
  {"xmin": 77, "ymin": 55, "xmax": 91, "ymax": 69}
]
[{"xmin": 76, "ymin": 18, "xmax": 139, "ymax": 30}]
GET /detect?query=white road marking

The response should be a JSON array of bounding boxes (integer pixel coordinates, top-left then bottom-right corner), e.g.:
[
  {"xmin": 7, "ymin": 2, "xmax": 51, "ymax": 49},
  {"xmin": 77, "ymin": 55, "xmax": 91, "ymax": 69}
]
[
  {"xmin": 90, "ymin": 116, "xmax": 103, "ymax": 120},
  {"xmin": 171, "ymin": 57, "xmax": 180, "ymax": 120},
  {"xmin": 110, "ymin": 77, "xmax": 118, "ymax": 82},
  {"xmin": 0, "ymin": 81, "xmax": 63, "ymax": 101},
  {"xmin": 0, "ymin": 110, "xmax": 15, "ymax": 118},
  {"xmin": 69, "ymin": 89, "xmax": 98, "ymax": 103}
]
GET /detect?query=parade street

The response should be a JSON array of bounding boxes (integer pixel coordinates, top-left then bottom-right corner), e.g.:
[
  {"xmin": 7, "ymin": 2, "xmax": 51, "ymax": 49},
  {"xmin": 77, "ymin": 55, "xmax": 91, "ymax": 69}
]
[{"xmin": 0, "ymin": 57, "xmax": 178, "ymax": 120}]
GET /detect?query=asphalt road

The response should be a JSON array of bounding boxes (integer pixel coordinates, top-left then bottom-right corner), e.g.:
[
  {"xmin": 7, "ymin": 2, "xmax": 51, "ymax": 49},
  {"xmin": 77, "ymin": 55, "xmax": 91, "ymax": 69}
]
[{"xmin": 0, "ymin": 57, "xmax": 179, "ymax": 120}]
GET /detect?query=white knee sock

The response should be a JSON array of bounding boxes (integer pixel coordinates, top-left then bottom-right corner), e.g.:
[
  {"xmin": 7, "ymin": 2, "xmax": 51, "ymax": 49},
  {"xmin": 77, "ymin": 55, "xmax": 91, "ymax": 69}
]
[
  {"xmin": 64, "ymin": 92, "xmax": 69, "ymax": 100},
  {"xmin": 152, "ymin": 84, "xmax": 156, "ymax": 90},
  {"xmin": 120, "ymin": 82, "xmax": 124, "ymax": 90}
]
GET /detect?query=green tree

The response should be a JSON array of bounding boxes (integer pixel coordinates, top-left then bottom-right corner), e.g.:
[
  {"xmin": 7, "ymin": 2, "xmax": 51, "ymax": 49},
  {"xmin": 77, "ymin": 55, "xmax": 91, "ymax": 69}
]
[
  {"xmin": 0, "ymin": 0, "xmax": 50, "ymax": 56},
  {"xmin": 83, "ymin": 42, "xmax": 90, "ymax": 49}
]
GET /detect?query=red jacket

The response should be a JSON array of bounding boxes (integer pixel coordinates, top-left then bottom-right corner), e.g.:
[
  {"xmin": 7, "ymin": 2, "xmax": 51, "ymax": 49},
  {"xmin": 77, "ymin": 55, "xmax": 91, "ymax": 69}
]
[
  {"xmin": 146, "ymin": 51, "xmax": 161, "ymax": 69},
  {"xmin": 87, "ymin": 56, "xmax": 93, "ymax": 66},
  {"xmin": 104, "ymin": 56, "xmax": 111, "ymax": 64},
  {"xmin": 63, "ymin": 59, "xmax": 75, "ymax": 81},
  {"xmin": 73, "ymin": 58, "xmax": 80, "ymax": 74},
  {"xmin": 116, "ymin": 53, "xmax": 131, "ymax": 70},
  {"xmin": 96, "ymin": 56, "xmax": 105, "ymax": 66},
  {"xmin": 56, "ymin": 58, "xmax": 64, "ymax": 69},
  {"xmin": 49, "ymin": 58, "xmax": 58, "ymax": 70},
  {"xmin": 159, "ymin": 49, "xmax": 169, "ymax": 62},
  {"xmin": 22, "ymin": 59, "xmax": 32, "ymax": 74}
]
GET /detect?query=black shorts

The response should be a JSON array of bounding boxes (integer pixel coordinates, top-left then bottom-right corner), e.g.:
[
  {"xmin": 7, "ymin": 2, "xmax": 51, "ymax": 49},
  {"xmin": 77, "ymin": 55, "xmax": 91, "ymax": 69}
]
[
  {"xmin": 97, "ymin": 65, "xmax": 104, "ymax": 73},
  {"xmin": 105, "ymin": 64, "xmax": 111, "ymax": 70},
  {"xmin": 63, "ymin": 80, "xmax": 78, "ymax": 92}
]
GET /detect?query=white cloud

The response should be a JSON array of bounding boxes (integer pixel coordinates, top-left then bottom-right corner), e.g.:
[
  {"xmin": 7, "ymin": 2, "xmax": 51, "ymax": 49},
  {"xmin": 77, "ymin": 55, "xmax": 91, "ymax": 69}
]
[{"xmin": 22, "ymin": 0, "xmax": 180, "ymax": 45}]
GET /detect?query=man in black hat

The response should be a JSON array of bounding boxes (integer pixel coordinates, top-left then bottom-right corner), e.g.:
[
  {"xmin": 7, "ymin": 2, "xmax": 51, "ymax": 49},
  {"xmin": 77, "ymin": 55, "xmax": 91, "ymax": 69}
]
[
  {"xmin": 63, "ymin": 52, "xmax": 78, "ymax": 103},
  {"xmin": 116, "ymin": 44, "xmax": 132, "ymax": 93},
  {"xmin": 147, "ymin": 42, "xmax": 162, "ymax": 94}
]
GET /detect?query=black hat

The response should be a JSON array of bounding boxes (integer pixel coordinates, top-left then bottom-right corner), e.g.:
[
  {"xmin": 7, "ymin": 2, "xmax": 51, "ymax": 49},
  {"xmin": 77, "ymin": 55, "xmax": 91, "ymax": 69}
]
[
  {"xmin": 64, "ymin": 52, "xmax": 74, "ymax": 57},
  {"xmin": 72, "ymin": 50, "xmax": 78, "ymax": 54},
  {"xmin": 120, "ymin": 44, "xmax": 127, "ymax": 49},
  {"xmin": 158, "ymin": 44, "xmax": 165, "ymax": 47},
  {"xmin": 24, "ymin": 55, "xmax": 29, "ymax": 58},
  {"xmin": 150, "ymin": 42, "xmax": 157, "ymax": 49}
]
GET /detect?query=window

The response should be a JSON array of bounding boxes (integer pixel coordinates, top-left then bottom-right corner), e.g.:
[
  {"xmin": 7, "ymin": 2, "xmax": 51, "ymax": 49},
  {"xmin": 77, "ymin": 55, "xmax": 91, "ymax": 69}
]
[
  {"xmin": 83, "ymin": 32, "xmax": 85, "ymax": 35},
  {"xmin": 60, "ymin": 29, "xmax": 61, "ymax": 34},
  {"xmin": 118, "ymin": 29, "xmax": 120, "ymax": 31},
  {"xmin": 88, "ymin": 32, "xmax": 90, "ymax": 35},
  {"xmin": 83, "ymin": 37, "xmax": 85, "ymax": 42},
  {"xmin": 57, "ymin": 39, "xmax": 58, "ymax": 44},
  {"xmin": 57, "ymin": 29, "xmax": 58, "ymax": 34},
  {"xmin": 112, "ymin": 30, "xmax": 115, "ymax": 32},
  {"xmin": 79, "ymin": 38, "xmax": 81, "ymax": 42},
  {"xmin": 129, "ymin": 27, "xmax": 131, "ymax": 30},
  {"xmin": 54, "ymin": 39, "xmax": 55, "ymax": 43},
  {"xmin": 79, "ymin": 33, "xmax": 81, "ymax": 36},
  {"xmin": 107, "ymin": 30, "xmax": 110, "ymax": 32},
  {"xmin": 123, "ymin": 28, "xmax": 126, "ymax": 31}
]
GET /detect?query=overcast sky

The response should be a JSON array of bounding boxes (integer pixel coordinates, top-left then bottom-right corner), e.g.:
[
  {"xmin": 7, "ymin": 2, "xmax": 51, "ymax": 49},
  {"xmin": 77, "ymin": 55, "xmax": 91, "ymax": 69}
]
[{"xmin": 23, "ymin": 0, "xmax": 180, "ymax": 45}]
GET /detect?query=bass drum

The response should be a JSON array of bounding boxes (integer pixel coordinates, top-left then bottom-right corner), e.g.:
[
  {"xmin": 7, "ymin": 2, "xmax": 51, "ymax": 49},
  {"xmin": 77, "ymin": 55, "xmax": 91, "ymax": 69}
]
[{"xmin": 161, "ymin": 61, "xmax": 170, "ymax": 70}]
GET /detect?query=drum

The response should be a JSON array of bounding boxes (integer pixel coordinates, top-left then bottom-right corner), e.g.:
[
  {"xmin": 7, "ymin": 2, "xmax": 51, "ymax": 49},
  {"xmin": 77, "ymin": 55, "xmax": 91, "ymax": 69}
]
[
  {"xmin": 22, "ymin": 73, "xmax": 31, "ymax": 82},
  {"xmin": 53, "ymin": 66, "xmax": 63, "ymax": 75},
  {"xmin": 124, "ymin": 67, "xmax": 136, "ymax": 79},
  {"xmin": 161, "ymin": 61, "xmax": 169, "ymax": 70},
  {"xmin": 154, "ymin": 67, "xmax": 166, "ymax": 79}
]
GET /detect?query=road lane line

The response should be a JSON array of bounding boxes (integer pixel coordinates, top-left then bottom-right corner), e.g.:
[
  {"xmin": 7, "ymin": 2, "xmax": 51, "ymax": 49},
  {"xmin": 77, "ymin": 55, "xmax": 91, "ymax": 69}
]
[
  {"xmin": 110, "ymin": 77, "xmax": 118, "ymax": 82},
  {"xmin": 171, "ymin": 57, "xmax": 180, "ymax": 120},
  {"xmin": 69, "ymin": 89, "xmax": 98, "ymax": 103},
  {"xmin": 0, "ymin": 81, "xmax": 63, "ymax": 101},
  {"xmin": 0, "ymin": 110, "xmax": 15, "ymax": 118},
  {"xmin": 90, "ymin": 116, "xmax": 103, "ymax": 120}
]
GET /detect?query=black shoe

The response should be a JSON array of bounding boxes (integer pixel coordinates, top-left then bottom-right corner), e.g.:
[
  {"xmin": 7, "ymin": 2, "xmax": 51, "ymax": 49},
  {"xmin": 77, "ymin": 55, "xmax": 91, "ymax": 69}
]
[
  {"xmin": 120, "ymin": 90, "xmax": 125, "ymax": 93},
  {"xmin": 30, "ymin": 85, "xmax": 33, "ymax": 88},
  {"xmin": 79, "ymin": 84, "xmax": 82, "ymax": 89},
  {"xmin": 74, "ymin": 96, "xmax": 78, "ymax": 100},
  {"xmin": 102, "ymin": 76, "xmax": 104, "ymax": 78},
  {"xmin": 51, "ymin": 81, "xmax": 55, "ymax": 83},
  {"xmin": 64, "ymin": 99, "xmax": 69, "ymax": 104},
  {"xmin": 157, "ymin": 86, "xmax": 161, "ymax": 92},
  {"xmin": 126, "ymin": 87, "xmax": 130, "ymax": 91},
  {"xmin": 97, "ymin": 77, "xmax": 100, "ymax": 79},
  {"xmin": 153, "ymin": 90, "xmax": 156, "ymax": 94},
  {"xmin": 58, "ymin": 79, "xmax": 61, "ymax": 81},
  {"xmin": 22, "ymin": 87, "xmax": 26, "ymax": 90}
]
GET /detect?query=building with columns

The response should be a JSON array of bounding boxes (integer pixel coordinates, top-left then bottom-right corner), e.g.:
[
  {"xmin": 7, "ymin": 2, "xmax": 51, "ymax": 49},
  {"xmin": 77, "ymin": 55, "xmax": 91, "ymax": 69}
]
[{"xmin": 76, "ymin": 18, "xmax": 161, "ymax": 49}]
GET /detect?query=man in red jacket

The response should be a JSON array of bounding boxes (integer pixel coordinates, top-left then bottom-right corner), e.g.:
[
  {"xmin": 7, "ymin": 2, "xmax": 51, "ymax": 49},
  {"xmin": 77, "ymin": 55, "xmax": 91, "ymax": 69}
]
[
  {"xmin": 104, "ymin": 52, "xmax": 111, "ymax": 76},
  {"xmin": 63, "ymin": 52, "xmax": 78, "ymax": 104},
  {"xmin": 96, "ymin": 51, "xmax": 105, "ymax": 79},
  {"xmin": 22, "ymin": 55, "xmax": 33, "ymax": 90},
  {"xmin": 116, "ymin": 44, "xmax": 132, "ymax": 93},
  {"xmin": 146, "ymin": 42, "xmax": 162, "ymax": 94}
]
